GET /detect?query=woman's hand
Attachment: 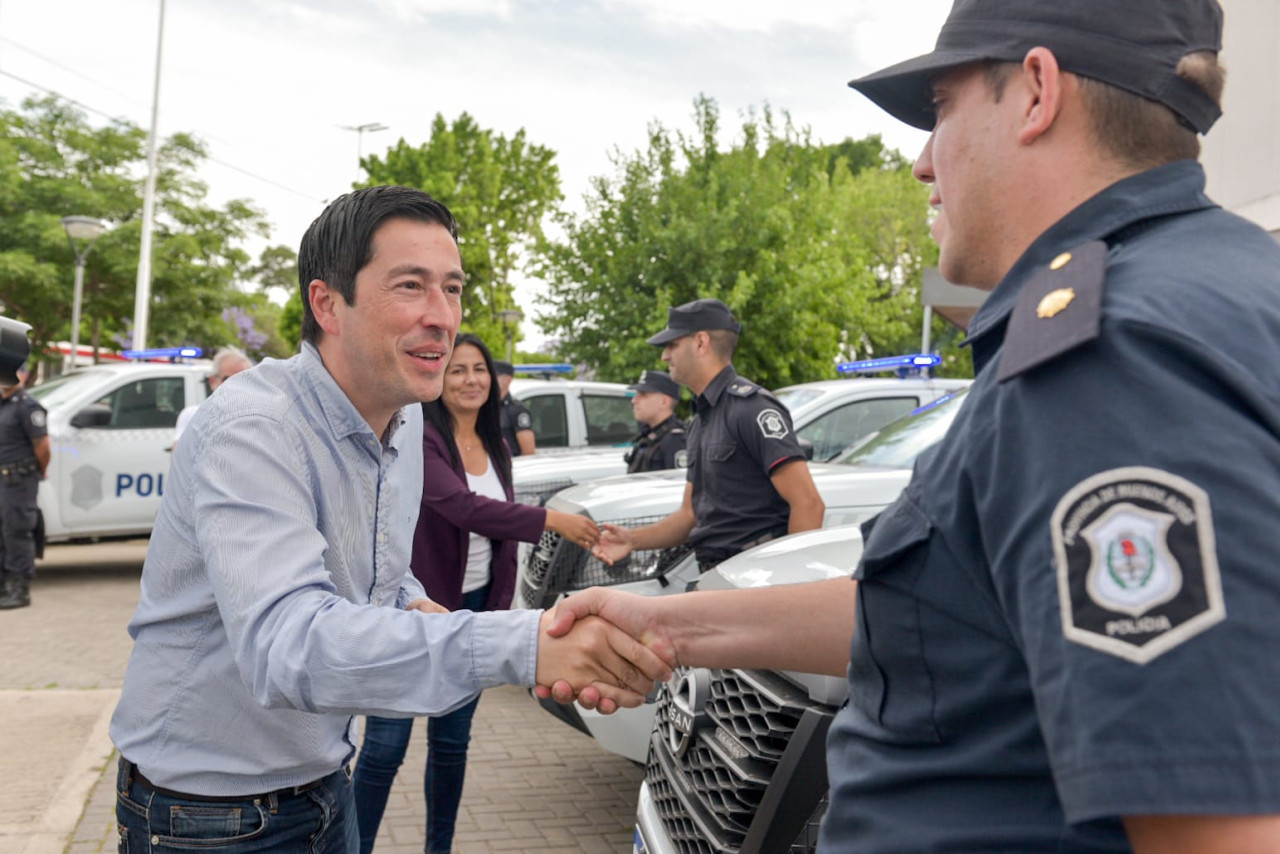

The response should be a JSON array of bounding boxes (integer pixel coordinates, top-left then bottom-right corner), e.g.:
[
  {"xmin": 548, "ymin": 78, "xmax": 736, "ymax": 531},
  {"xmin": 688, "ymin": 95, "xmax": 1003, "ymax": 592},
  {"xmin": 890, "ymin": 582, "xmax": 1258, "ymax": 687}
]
[{"xmin": 546, "ymin": 510, "xmax": 601, "ymax": 551}]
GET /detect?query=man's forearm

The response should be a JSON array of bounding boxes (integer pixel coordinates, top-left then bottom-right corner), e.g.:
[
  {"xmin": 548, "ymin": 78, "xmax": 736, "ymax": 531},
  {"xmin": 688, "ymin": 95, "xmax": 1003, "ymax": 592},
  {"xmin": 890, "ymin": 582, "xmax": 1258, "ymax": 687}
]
[
  {"xmin": 660, "ymin": 577, "xmax": 855, "ymax": 676},
  {"xmin": 630, "ymin": 509, "xmax": 696, "ymax": 552},
  {"xmin": 787, "ymin": 494, "xmax": 825, "ymax": 534}
]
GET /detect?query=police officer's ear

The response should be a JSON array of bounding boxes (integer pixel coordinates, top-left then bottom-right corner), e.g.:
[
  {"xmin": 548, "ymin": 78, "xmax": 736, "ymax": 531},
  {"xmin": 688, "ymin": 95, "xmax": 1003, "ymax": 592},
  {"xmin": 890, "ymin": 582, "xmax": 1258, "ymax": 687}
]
[
  {"xmin": 309, "ymin": 279, "xmax": 343, "ymax": 337},
  {"xmin": 1016, "ymin": 47, "xmax": 1067, "ymax": 146},
  {"xmin": 693, "ymin": 330, "xmax": 711, "ymax": 355}
]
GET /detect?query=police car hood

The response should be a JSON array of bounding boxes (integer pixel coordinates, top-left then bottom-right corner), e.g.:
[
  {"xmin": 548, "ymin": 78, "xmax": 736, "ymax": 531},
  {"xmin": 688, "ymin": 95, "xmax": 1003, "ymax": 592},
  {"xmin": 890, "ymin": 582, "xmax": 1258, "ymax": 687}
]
[
  {"xmin": 512, "ymin": 447, "xmax": 627, "ymax": 486},
  {"xmin": 545, "ymin": 462, "xmax": 910, "ymax": 524},
  {"xmin": 697, "ymin": 523, "xmax": 863, "ymax": 706}
]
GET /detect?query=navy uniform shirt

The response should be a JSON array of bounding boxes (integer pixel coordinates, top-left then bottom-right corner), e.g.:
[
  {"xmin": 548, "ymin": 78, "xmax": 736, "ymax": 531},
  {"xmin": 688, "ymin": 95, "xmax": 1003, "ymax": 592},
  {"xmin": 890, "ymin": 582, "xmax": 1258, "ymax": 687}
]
[
  {"xmin": 500, "ymin": 394, "xmax": 533, "ymax": 456},
  {"xmin": 625, "ymin": 414, "xmax": 687, "ymax": 473},
  {"xmin": 821, "ymin": 161, "xmax": 1280, "ymax": 852},
  {"xmin": 686, "ymin": 365, "xmax": 805, "ymax": 564},
  {"xmin": 0, "ymin": 390, "xmax": 47, "ymax": 466}
]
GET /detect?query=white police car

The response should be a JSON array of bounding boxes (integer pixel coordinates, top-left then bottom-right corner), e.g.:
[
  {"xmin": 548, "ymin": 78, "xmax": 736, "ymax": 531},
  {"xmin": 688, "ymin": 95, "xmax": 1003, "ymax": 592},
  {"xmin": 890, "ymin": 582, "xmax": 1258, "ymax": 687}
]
[
  {"xmin": 511, "ymin": 355, "xmax": 970, "ymax": 507},
  {"xmin": 525, "ymin": 385, "xmax": 971, "ymax": 763},
  {"xmin": 27, "ymin": 349, "xmax": 211, "ymax": 543}
]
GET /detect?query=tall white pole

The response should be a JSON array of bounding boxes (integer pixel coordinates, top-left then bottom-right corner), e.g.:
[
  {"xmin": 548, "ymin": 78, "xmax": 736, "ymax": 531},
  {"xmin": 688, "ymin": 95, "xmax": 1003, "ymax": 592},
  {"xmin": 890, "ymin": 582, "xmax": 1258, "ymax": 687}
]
[
  {"xmin": 68, "ymin": 261, "xmax": 85, "ymax": 373},
  {"xmin": 132, "ymin": 0, "xmax": 166, "ymax": 352}
]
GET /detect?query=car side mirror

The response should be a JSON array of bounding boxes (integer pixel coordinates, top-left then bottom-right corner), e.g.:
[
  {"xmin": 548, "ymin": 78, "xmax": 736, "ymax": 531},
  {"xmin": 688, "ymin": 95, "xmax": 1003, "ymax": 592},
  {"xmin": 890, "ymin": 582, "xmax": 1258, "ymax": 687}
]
[
  {"xmin": 797, "ymin": 437, "xmax": 815, "ymax": 461},
  {"xmin": 70, "ymin": 403, "xmax": 112, "ymax": 429}
]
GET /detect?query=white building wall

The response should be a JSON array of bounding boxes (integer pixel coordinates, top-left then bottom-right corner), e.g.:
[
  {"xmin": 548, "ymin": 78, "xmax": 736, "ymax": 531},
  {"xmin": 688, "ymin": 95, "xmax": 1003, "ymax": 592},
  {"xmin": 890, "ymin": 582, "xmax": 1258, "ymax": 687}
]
[{"xmin": 1202, "ymin": 0, "xmax": 1280, "ymax": 238}]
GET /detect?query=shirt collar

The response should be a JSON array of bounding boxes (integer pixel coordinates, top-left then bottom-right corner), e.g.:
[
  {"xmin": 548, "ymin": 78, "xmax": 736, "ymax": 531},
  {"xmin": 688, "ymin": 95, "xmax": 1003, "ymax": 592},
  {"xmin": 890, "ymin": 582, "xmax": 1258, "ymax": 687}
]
[
  {"xmin": 695, "ymin": 364, "xmax": 738, "ymax": 412},
  {"xmin": 964, "ymin": 160, "xmax": 1217, "ymax": 349},
  {"xmin": 299, "ymin": 342, "xmax": 411, "ymax": 448}
]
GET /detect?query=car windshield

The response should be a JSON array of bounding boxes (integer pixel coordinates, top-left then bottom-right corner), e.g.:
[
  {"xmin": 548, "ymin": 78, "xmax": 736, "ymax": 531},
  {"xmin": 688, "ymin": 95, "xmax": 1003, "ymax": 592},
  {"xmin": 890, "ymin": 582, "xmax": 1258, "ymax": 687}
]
[
  {"xmin": 773, "ymin": 387, "xmax": 824, "ymax": 413},
  {"xmin": 834, "ymin": 388, "xmax": 969, "ymax": 469},
  {"xmin": 26, "ymin": 369, "xmax": 117, "ymax": 410}
]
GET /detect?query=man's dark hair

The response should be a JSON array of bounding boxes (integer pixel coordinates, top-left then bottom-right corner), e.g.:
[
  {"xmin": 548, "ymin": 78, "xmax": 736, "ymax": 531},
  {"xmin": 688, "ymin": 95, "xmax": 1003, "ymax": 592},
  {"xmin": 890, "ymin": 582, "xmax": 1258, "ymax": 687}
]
[
  {"xmin": 983, "ymin": 52, "xmax": 1226, "ymax": 170},
  {"xmin": 707, "ymin": 329, "xmax": 739, "ymax": 361},
  {"xmin": 297, "ymin": 186, "xmax": 459, "ymax": 345},
  {"xmin": 421, "ymin": 333, "xmax": 513, "ymax": 489}
]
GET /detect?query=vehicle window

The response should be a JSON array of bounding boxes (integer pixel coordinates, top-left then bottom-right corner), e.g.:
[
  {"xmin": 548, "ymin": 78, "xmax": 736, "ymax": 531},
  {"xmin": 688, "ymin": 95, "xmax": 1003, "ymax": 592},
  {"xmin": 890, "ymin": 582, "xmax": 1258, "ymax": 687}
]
[
  {"xmin": 836, "ymin": 389, "xmax": 969, "ymax": 469},
  {"xmin": 582, "ymin": 394, "xmax": 635, "ymax": 445},
  {"xmin": 523, "ymin": 394, "xmax": 569, "ymax": 448},
  {"xmin": 773, "ymin": 388, "xmax": 822, "ymax": 411},
  {"xmin": 797, "ymin": 397, "xmax": 918, "ymax": 461},
  {"xmin": 83, "ymin": 377, "xmax": 187, "ymax": 429},
  {"xmin": 26, "ymin": 369, "xmax": 116, "ymax": 409}
]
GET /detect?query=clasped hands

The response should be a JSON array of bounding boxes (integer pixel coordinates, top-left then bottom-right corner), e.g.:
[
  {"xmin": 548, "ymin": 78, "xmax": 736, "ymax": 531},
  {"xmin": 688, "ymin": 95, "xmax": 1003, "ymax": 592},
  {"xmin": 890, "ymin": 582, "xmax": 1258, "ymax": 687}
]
[{"xmin": 533, "ymin": 587, "xmax": 674, "ymax": 714}]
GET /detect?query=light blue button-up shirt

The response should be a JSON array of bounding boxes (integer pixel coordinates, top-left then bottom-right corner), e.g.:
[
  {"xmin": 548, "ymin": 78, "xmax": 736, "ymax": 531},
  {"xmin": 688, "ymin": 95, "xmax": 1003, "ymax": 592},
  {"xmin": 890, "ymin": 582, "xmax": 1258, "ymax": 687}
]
[{"xmin": 110, "ymin": 344, "xmax": 541, "ymax": 796}]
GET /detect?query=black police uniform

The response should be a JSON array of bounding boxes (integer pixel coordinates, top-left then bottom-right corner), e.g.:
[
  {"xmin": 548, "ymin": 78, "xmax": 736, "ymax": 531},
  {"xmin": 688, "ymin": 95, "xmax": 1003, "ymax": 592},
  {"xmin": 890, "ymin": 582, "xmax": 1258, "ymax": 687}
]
[
  {"xmin": 685, "ymin": 365, "xmax": 805, "ymax": 568},
  {"xmin": 625, "ymin": 414, "xmax": 687, "ymax": 473},
  {"xmin": 821, "ymin": 162, "xmax": 1280, "ymax": 851},
  {"xmin": 499, "ymin": 394, "xmax": 533, "ymax": 456},
  {"xmin": 0, "ymin": 388, "xmax": 46, "ymax": 596}
]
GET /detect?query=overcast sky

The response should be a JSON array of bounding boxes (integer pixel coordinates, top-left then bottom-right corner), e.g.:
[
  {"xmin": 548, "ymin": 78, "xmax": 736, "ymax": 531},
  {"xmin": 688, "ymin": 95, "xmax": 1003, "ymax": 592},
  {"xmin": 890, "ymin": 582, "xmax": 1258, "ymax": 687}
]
[{"xmin": 0, "ymin": 0, "xmax": 952, "ymax": 338}]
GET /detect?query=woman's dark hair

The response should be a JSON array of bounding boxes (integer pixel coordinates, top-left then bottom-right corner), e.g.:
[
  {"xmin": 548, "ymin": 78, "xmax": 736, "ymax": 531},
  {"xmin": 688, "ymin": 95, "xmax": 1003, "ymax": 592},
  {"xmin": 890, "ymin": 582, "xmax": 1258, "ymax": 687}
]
[{"xmin": 422, "ymin": 333, "xmax": 512, "ymax": 489}]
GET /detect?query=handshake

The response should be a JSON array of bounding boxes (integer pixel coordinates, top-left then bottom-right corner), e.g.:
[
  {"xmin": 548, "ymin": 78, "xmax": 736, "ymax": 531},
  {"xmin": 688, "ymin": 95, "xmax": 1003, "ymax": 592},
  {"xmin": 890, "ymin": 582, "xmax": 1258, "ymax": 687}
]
[{"xmin": 531, "ymin": 587, "xmax": 678, "ymax": 715}]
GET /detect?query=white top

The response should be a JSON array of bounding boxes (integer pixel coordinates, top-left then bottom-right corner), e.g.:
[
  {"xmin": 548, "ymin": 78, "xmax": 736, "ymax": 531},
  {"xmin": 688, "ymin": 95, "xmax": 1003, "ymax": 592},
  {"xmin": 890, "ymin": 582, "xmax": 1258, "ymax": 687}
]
[{"xmin": 462, "ymin": 455, "xmax": 505, "ymax": 594}]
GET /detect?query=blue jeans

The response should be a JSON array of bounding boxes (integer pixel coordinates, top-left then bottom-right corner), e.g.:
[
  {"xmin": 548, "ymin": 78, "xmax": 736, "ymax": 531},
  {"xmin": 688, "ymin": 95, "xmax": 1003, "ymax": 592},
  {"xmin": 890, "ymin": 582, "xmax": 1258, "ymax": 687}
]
[
  {"xmin": 115, "ymin": 757, "xmax": 358, "ymax": 853},
  {"xmin": 352, "ymin": 586, "xmax": 488, "ymax": 854}
]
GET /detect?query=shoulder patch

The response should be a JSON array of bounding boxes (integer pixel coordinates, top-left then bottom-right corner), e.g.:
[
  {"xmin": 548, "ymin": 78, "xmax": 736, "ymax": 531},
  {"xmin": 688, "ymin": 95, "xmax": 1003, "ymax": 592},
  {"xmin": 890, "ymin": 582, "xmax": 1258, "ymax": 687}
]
[
  {"xmin": 516, "ymin": 411, "xmax": 532, "ymax": 430},
  {"xmin": 1051, "ymin": 466, "xmax": 1224, "ymax": 665},
  {"xmin": 756, "ymin": 409, "xmax": 789, "ymax": 440},
  {"xmin": 997, "ymin": 240, "xmax": 1107, "ymax": 383},
  {"xmin": 726, "ymin": 380, "xmax": 759, "ymax": 398},
  {"xmin": 674, "ymin": 449, "xmax": 689, "ymax": 468},
  {"xmin": 30, "ymin": 409, "xmax": 46, "ymax": 428}
]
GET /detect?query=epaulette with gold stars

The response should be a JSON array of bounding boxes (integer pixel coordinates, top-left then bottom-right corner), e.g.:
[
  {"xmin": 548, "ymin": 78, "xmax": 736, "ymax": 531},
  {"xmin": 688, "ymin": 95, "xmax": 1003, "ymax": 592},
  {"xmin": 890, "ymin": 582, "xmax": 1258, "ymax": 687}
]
[
  {"xmin": 726, "ymin": 380, "xmax": 759, "ymax": 398},
  {"xmin": 997, "ymin": 240, "xmax": 1106, "ymax": 383}
]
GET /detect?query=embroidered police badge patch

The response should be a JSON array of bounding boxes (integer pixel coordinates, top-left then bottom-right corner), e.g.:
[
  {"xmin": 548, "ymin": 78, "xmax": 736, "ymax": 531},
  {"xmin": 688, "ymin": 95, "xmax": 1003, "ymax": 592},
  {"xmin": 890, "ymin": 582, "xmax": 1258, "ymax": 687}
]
[
  {"xmin": 1051, "ymin": 467, "xmax": 1223, "ymax": 664},
  {"xmin": 30, "ymin": 409, "xmax": 46, "ymax": 428},
  {"xmin": 757, "ymin": 409, "xmax": 788, "ymax": 440},
  {"xmin": 674, "ymin": 449, "xmax": 689, "ymax": 468},
  {"xmin": 516, "ymin": 412, "xmax": 532, "ymax": 430}
]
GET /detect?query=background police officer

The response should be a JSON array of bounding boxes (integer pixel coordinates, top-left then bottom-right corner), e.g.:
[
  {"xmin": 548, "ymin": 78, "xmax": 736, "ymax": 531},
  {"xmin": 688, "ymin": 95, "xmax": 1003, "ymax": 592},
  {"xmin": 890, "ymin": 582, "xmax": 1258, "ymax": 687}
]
[
  {"xmin": 623, "ymin": 369, "xmax": 686, "ymax": 473},
  {"xmin": 0, "ymin": 363, "xmax": 48, "ymax": 609},
  {"xmin": 594, "ymin": 298, "xmax": 824, "ymax": 570},
  {"xmin": 550, "ymin": 1, "xmax": 1280, "ymax": 849},
  {"xmin": 494, "ymin": 360, "xmax": 536, "ymax": 456}
]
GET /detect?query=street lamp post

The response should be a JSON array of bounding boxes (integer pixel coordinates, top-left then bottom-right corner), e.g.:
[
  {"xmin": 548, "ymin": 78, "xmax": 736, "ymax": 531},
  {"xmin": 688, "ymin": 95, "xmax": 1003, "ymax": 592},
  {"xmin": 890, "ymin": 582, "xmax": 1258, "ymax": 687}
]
[
  {"xmin": 61, "ymin": 216, "xmax": 107, "ymax": 372},
  {"xmin": 497, "ymin": 309, "xmax": 524, "ymax": 363},
  {"xmin": 341, "ymin": 122, "xmax": 388, "ymax": 182}
]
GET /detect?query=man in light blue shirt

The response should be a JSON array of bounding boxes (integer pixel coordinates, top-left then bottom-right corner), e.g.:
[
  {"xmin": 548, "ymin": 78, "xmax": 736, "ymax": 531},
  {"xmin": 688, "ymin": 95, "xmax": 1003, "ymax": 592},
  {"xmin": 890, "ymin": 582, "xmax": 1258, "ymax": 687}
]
[{"xmin": 111, "ymin": 186, "xmax": 668, "ymax": 853}]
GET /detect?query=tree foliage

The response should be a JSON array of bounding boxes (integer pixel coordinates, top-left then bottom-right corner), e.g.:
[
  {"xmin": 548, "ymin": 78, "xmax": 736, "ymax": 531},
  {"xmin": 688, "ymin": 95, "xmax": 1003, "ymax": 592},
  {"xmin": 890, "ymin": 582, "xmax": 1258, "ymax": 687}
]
[
  {"xmin": 359, "ymin": 113, "xmax": 561, "ymax": 357},
  {"xmin": 0, "ymin": 96, "xmax": 291, "ymax": 366},
  {"xmin": 537, "ymin": 96, "xmax": 969, "ymax": 387}
]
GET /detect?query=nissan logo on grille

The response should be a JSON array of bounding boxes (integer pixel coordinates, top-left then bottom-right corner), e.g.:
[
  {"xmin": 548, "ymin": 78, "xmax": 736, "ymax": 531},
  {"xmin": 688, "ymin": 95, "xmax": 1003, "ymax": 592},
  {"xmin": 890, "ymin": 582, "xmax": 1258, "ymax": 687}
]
[{"xmin": 665, "ymin": 667, "xmax": 713, "ymax": 758}]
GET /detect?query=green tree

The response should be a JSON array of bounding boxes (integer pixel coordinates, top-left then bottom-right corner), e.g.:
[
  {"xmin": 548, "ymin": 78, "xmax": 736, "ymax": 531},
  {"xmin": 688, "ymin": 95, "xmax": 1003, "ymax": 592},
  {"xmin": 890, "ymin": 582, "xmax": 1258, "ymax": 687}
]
[
  {"xmin": 359, "ymin": 113, "xmax": 561, "ymax": 356},
  {"xmin": 537, "ymin": 96, "xmax": 968, "ymax": 388},
  {"xmin": 0, "ymin": 95, "xmax": 275, "ymax": 367}
]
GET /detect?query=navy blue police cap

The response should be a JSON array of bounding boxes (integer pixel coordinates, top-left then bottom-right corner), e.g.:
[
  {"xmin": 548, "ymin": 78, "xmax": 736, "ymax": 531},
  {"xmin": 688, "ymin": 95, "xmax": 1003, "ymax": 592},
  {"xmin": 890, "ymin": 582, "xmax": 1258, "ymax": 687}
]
[
  {"xmin": 848, "ymin": 0, "xmax": 1224, "ymax": 134},
  {"xmin": 493, "ymin": 360, "xmax": 515, "ymax": 377},
  {"xmin": 627, "ymin": 370, "xmax": 681, "ymax": 399},
  {"xmin": 646, "ymin": 298, "xmax": 743, "ymax": 346}
]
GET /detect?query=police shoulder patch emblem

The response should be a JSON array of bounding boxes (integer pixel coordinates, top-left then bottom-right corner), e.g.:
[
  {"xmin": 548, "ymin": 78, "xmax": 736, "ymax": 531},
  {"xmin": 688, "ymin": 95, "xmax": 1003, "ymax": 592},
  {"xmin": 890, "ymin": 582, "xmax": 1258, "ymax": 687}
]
[
  {"xmin": 756, "ymin": 409, "xmax": 788, "ymax": 440},
  {"xmin": 1051, "ymin": 466, "xmax": 1223, "ymax": 665},
  {"xmin": 674, "ymin": 449, "xmax": 689, "ymax": 468},
  {"xmin": 516, "ymin": 411, "xmax": 532, "ymax": 430},
  {"xmin": 30, "ymin": 409, "xmax": 46, "ymax": 428}
]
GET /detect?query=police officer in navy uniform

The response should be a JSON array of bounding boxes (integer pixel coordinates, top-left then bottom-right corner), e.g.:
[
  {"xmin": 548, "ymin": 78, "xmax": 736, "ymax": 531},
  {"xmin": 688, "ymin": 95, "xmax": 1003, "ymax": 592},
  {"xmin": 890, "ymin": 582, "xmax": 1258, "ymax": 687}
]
[
  {"xmin": 594, "ymin": 298, "xmax": 824, "ymax": 571},
  {"xmin": 0, "ymin": 363, "xmax": 49, "ymax": 610},
  {"xmin": 494, "ymin": 360, "xmax": 536, "ymax": 456},
  {"xmin": 623, "ymin": 370, "xmax": 686, "ymax": 474},
  {"xmin": 549, "ymin": 1, "xmax": 1280, "ymax": 849}
]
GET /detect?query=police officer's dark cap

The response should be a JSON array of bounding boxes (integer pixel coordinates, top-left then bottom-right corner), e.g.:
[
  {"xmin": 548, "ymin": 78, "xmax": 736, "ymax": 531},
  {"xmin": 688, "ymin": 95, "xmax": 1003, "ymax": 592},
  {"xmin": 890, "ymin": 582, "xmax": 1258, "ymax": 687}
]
[
  {"xmin": 0, "ymin": 317, "xmax": 33, "ymax": 389},
  {"xmin": 493, "ymin": 360, "xmax": 515, "ymax": 377},
  {"xmin": 848, "ymin": 0, "xmax": 1224, "ymax": 134},
  {"xmin": 646, "ymin": 298, "xmax": 743, "ymax": 346},
  {"xmin": 628, "ymin": 370, "xmax": 681, "ymax": 399}
]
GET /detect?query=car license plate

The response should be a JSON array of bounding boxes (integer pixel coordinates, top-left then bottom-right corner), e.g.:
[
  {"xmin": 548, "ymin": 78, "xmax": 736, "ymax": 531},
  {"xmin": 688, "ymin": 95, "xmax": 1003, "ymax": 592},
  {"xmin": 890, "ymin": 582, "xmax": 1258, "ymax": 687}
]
[{"xmin": 633, "ymin": 826, "xmax": 649, "ymax": 854}]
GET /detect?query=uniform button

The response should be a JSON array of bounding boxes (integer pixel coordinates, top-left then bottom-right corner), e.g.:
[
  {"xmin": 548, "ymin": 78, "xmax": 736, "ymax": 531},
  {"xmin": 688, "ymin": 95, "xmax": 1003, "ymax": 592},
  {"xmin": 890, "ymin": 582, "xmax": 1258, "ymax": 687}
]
[{"xmin": 152, "ymin": 836, "xmax": 160, "ymax": 845}]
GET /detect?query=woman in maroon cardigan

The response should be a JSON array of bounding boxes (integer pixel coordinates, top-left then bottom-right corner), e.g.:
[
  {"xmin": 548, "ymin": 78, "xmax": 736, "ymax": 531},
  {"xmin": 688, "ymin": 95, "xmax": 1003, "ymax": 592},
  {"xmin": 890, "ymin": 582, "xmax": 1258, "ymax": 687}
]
[{"xmin": 352, "ymin": 334, "xmax": 599, "ymax": 854}]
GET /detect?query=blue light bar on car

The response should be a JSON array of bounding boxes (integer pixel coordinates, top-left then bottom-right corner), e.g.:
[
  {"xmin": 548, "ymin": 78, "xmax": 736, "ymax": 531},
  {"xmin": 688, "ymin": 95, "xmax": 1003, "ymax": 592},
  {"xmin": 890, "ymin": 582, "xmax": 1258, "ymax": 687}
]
[
  {"xmin": 836, "ymin": 353, "xmax": 941, "ymax": 375},
  {"xmin": 513, "ymin": 363, "xmax": 573, "ymax": 374},
  {"xmin": 123, "ymin": 346, "xmax": 204, "ymax": 360}
]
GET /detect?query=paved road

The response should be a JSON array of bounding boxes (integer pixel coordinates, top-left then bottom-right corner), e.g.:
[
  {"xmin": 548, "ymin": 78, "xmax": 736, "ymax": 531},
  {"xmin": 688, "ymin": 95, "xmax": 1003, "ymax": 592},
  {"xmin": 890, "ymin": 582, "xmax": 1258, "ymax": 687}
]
[{"xmin": 0, "ymin": 540, "xmax": 643, "ymax": 854}]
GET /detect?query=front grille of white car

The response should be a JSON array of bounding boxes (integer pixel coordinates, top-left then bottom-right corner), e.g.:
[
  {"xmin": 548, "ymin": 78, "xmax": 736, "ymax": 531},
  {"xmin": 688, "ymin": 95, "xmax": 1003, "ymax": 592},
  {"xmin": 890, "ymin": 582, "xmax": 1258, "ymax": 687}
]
[
  {"xmin": 645, "ymin": 668, "xmax": 835, "ymax": 854},
  {"xmin": 512, "ymin": 477, "xmax": 575, "ymax": 507},
  {"xmin": 517, "ymin": 516, "xmax": 687, "ymax": 609}
]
